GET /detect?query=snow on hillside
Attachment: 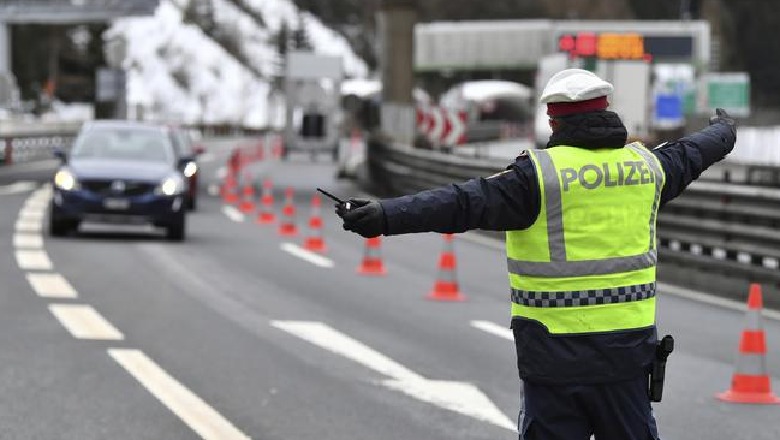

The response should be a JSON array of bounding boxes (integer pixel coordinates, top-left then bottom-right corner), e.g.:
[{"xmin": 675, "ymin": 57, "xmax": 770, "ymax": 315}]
[
  {"xmin": 242, "ymin": 0, "xmax": 368, "ymax": 78},
  {"xmin": 107, "ymin": 0, "xmax": 367, "ymax": 127}
]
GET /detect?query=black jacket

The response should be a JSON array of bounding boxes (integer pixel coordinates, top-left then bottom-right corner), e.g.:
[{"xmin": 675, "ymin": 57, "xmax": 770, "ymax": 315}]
[{"xmin": 379, "ymin": 111, "xmax": 737, "ymax": 384}]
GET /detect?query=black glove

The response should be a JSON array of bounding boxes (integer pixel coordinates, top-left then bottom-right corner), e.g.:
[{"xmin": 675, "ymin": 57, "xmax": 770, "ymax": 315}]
[
  {"xmin": 709, "ymin": 108, "xmax": 737, "ymax": 138},
  {"xmin": 335, "ymin": 198, "xmax": 386, "ymax": 238}
]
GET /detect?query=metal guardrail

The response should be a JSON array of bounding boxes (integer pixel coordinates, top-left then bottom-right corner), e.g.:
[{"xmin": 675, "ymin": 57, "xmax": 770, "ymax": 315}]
[{"xmin": 367, "ymin": 139, "xmax": 780, "ymax": 306}]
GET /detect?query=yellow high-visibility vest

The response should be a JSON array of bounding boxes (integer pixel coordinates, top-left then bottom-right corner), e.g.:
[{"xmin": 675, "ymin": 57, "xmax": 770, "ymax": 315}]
[{"xmin": 507, "ymin": 143, "xmax": 665, "ymax": 334}]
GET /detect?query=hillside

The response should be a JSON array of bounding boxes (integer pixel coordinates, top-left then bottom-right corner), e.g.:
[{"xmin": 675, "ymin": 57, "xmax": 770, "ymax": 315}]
[{"xmin": 107, "ymin": 0, "xmax": 367, "ymax": 127}]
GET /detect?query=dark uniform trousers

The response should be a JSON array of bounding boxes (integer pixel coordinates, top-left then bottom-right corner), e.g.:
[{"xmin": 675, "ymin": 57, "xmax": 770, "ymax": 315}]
[{"xmin": 518, "ymin": 375, "xmax": 661, "ymax": 440}]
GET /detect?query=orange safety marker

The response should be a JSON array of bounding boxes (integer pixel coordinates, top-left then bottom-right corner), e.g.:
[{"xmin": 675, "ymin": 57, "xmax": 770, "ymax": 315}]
[
  {"xmin": 357, "ymin": 236, "xmax": 386, "ymax": 276},
  {"xmin": 303, "ymin": 194, "xmax": 326, "ymax": 253},
  {"xmin": 256, "ymin": 179, "xmax": 276, "ymax": 225},
  {"xmin": 223, "ymin": 171, "xmax": 239, "ymax": 204},
  {"xmin": 427, "ymin": 234, "xmax": 466, "ymax": 301},
  {"xmin": 717, "ymin": 283, "xmax": 780, "ymax": 404},
  {"xmin": 238, "ymin": 171, "xmax": 256, "ymax": 213},
  {"xmin": 278, "ymin": 187, "xmax": 298, "ymax": 237}
]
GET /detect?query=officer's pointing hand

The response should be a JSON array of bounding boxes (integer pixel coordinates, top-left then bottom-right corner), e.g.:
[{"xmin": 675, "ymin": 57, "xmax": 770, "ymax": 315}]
[
  {"xmin": 335, "ymin": 198, "xmax": 386, "ymax": 238},
  {"xmin": 709, "ymin": 107, "xmax": 737, "ymax": 138}
]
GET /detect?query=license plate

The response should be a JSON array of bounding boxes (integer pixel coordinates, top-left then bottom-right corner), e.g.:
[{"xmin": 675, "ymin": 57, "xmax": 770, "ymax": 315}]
[{"xmin": 103, "ymin": 198, "xmax": 130, "ymax": 210}]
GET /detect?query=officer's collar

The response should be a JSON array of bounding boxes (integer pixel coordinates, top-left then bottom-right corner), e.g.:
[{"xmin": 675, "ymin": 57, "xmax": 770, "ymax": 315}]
[{"xmin": 546, "ymin": 110, "xmax": 628, "ymax": 150}]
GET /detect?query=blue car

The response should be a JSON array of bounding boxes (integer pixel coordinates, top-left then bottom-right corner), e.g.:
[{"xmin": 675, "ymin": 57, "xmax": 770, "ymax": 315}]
[{"xmin": 50, "ymin": 121, "xmax": 189, "ymax": 241}]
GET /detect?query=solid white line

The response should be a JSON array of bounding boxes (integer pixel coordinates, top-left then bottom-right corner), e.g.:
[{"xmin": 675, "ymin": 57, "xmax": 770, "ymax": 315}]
[
  {"xmin": 657, "ymin": 282, "xmax": 780, "ymax": 322},
  {"xmin": 15, "ymin": 249, "xmax": 53, "ymax": 270},
  {"xmin": 15, "ymin": 219, "xmax": 42, "ymax": 232},
  {"xmin": 470, "ymin": 320, "xmax": 513, "ymax": 341},
  {"xmin": 280, "ymin": 243, "xmax": 334, "ymax": 268},
  {"xmin": 108, "ymin": 349, "xmax": 251, "ymax": 440},
  {"xmin": 13, "ymin": 233, "xmax": 43, "ymax": 249},
  {"xmin": 222, "ymin": 205, "xmax": 245, "ymax": 222},
  {"xmin": 27, "ymin": 273, "xmax": 77, "ymax": 299},
  {"xmin": 49, "ymin": 304, "xmax": 124, "ymax": 340},
  {"xmin": 0, "ymin": 181, "xmax": 36, "ymax": 195}
]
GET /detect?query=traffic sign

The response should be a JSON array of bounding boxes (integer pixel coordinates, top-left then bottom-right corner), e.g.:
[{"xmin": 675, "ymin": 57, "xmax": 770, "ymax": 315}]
[{"xmin": 416, "ymin": 107, "xmax": 467, "ymax": 146}]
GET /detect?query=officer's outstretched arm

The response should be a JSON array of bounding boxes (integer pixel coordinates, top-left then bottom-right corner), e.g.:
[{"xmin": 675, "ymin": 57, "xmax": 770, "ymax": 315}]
[{"xmin": 652, "ymin": 108, "xmax": 737, "ymax": 207}]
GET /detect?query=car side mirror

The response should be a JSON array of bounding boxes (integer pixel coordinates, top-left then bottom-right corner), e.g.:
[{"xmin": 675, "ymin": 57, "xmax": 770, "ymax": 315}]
[
  {"xmin": 53, "ymin": 148, "xmax": 67, "ymax": 164},
  {"xmin": 177, "ymin": 157, "xmax": 191, "ymax": 169}
]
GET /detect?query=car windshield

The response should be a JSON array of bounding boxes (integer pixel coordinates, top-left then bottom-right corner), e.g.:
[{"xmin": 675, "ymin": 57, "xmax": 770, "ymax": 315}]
[{"xmin": 71, "ymin": 127, "xmax": 174, "ymax": 163}]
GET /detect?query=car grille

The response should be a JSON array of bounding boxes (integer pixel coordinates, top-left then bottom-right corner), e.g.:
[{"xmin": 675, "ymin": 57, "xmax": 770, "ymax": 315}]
[{"xmin": 81, "ymin": 179, "xmax": 156, "ymax": 196}]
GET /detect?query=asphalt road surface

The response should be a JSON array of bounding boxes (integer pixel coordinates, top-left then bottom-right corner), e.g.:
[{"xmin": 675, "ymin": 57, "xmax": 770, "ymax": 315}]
[{"xmin": 0, "ymin": 137, "xmax": 779, "ymax": 439}]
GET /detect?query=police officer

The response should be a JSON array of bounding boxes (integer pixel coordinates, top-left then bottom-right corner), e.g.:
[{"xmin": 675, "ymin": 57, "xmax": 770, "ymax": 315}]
[{"xmin": 335, "ymin": 69, "xmax": 737, "ymax": 440}]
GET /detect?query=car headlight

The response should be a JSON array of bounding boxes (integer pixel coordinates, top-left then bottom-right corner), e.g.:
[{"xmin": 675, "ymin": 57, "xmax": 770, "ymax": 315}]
[
  {"xmin": 155, "ymin": 175, "xmax": 185, "ymax": 196},
  {"xmin": 54, "ymin": 169, "xmax": 79, "ymax": 191},
  {"xmin": 183, "ymin": 161, "xmax": 198, "ymax": 178}
]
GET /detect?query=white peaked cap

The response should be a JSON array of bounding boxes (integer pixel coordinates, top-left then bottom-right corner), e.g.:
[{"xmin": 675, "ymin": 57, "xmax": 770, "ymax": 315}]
[{"xmin": 540, "ymin": 69, "xmax": 614, "ymax": 104}]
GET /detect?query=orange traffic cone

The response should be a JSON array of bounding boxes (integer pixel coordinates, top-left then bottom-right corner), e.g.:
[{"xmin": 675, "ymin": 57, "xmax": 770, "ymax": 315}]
[
  {"xmin": 238, "ymin": 174, "xmax": 256, "ymax": 213},
  {"xmin": 278, "ymin": 187, "xmax": 298, "ymax": 237},
  {"xmin": 256, "ymin": 179, "xmax": 276, "ymax": 225},
  {"xmin": 303, "ymin": 194, "xmax": 326, "ymax": 253},
  {"xmin": 222, "ymin": 171, "xmax": 239, "ymax": 204},
  {"xmin": 357, "ymin": 236, "xmax": 386, "ymax": 276},
  {"xmin": 717, "ymin": 283, "xmax": 780, "ymax": 404},
  {"xmin": 427, "ymin": 234, "xmax": 466, "ymax": 301}
]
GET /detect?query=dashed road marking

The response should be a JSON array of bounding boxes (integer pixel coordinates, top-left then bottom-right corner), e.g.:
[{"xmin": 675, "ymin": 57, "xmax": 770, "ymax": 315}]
[
  {"xmin": 26, "ymin": 273, "xmax": 77, "ymax": 299},
  {"xmin": 15, "ymin": 219, "xmax": 42, "ymax": 232},
  {"xmin": 280, "ymin": 243, "xmax": 334, "ymax": 268},
  {"xmin": 15, "ymin": 249, "xmax": 53, "ymax": 270},
  {"xmin": 18, "ymin": 209, "xmax": 45, "ymax": 221},
  {"xmin": 222, "ymin": 205, "xmax": 245, "ymax": 222},
  {"xmin": 108, "ymin": 349, "xmax": 251, "ymax": 440},
  {"xmin": 13, "ymin": 233, "xmax": 43, "ymax": 249},
  {"xmin": 471, "ymin": 320, "xmax": 513, "ymax": 341},
  {"xmin": 49, "ymin": 304, "xmax": 124, "ymax": 340}
]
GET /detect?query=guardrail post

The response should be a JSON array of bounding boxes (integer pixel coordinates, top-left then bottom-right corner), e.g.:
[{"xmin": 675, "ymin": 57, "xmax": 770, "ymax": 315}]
[{"xmin": 3, "ymin": 137, "xmax": 11, "ymax": 165}]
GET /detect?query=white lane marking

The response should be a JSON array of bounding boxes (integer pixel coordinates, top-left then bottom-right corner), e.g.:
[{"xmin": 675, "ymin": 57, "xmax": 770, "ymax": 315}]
[
  {"xmin": 108, "ymin": 349, "xmax": 251, "ymax": 440},
  {"xmin": 13, "ymin": 233, "xmax": 43, "ymax": 249},
  {"xmin": 49, "ymin": 304, "xmax": 124, "ymax": 340},
  {"xmin": 216, "ymin": 166, "xmax": 227, "ymax": 179},
  {"xmin": 0, "ymin": 181, "xmax": 36, "ymax": 195},
  {"xmin": 207, "ymin": 184, "xmax": 219, "ymax": 196},
  {"xmin": 222, "ymin": 205, "xmax": 245, "ymax": 222},
  {"xmin": 15, "ymin": 219, "xmax": 42, "ymax": 232},
  {"xmin": 280, "ymin": 243, "xmax": 334, "ymax": 268},
  {"xmin": 272, "ymin": 321, "xmax": 515, "ymax": 432},
  {"xmin": 471, "ymin": 321, "xmax": 513, "ymax": 341},
  {"xmin": 22, "ymin": 201, "xmax": 49, "ymax": 212},
  {"xmin": 18, "ymin": 209, "xmax": 45, "ymax": 221},
  {"xmin": 26, "ymin": 273, "xmax": 78, "ymax": 298},
  {"xmin": 15, "ymin": 249, "xmax": 53, "ymax": 270},
  {"xmin": 657, "ymin": 282, "xmax": 780, "ymax": 322}
]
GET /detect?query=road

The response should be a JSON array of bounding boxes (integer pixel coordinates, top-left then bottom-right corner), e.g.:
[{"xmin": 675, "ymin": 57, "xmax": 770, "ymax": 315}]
[{"xmin": 0, "ymin": 137, "xmax": 779, "ymax": 439}]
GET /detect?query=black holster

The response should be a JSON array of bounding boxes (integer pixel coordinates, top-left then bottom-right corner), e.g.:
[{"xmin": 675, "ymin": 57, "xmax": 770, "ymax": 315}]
[{"xmin": 649, "ymin": 334, "xmax": 674, "ymax": 402}]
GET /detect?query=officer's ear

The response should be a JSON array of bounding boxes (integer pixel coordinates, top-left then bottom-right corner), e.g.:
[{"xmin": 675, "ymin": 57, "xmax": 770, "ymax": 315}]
[{"xmin": 548, "ymin": 118, "xmax": 559, "ymax": 132}]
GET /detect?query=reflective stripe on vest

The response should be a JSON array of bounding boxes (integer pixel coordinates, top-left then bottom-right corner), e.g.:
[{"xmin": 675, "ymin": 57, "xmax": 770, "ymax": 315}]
[{"xmin": 507, "ymin": 143, "xmax": 665, "ymax": 334}]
